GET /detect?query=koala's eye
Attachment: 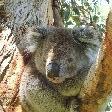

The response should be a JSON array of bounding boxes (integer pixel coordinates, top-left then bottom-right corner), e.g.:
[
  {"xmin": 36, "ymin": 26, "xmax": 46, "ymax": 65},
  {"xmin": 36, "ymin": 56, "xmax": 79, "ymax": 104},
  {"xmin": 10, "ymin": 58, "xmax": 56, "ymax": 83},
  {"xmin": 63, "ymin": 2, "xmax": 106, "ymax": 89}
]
[{"xmin": 67, "ymin": 58, "xmax": 73, "ymax": 63}]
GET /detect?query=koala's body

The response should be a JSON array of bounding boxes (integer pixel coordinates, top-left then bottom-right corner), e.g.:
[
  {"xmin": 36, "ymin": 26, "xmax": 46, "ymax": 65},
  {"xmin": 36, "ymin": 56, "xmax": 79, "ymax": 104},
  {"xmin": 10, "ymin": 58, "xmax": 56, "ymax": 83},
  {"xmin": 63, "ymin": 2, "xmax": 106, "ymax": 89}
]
[{"xmin": 17, "ymin": 26, "xmax": 102, "ymax": 112}]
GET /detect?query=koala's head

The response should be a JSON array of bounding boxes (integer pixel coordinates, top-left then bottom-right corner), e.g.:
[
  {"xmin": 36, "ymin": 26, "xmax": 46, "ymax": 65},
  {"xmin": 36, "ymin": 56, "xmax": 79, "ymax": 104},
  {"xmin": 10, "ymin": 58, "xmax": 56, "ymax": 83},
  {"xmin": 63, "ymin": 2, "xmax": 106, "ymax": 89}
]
[
  {"xmin": 18, "ymin": 26, "xmax": 102, "ymax": 84},
  {"xmin": 32, "ymin": 26, "xmax": 102, "ymax": 84}
]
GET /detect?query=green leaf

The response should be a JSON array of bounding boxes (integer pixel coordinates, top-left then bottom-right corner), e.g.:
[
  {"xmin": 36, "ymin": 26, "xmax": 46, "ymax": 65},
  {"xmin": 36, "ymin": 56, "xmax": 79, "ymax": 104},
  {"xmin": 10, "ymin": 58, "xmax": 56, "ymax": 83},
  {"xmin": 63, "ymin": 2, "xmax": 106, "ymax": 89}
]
[
  {"xmin": 66, "ymin": 21, "xmax": 73, "ymax": 25},
  {"xmin": 71, "ymin": 16, "xmax": 80, "ymax": 26},
  {"xmin": 64, "ymin": 9, "xmax": 70, "ymax": 21},
  {"xmin": 93, "ymin": 15, "xmax": 99, "ymax": 23},
  {"xmin": 84, "ymin": 2, "xmax": 90, "ymax": 7},
  {"xmin": 73, "ymin": 7, "xmax": 80, "ymax": 15},
  {"xmin": 72, "ymin": 16, "xmax": 80, "ymax": 21},
  {"xmin": 62, "ymin": 3, "xmax": 69, "ymax": 8}
]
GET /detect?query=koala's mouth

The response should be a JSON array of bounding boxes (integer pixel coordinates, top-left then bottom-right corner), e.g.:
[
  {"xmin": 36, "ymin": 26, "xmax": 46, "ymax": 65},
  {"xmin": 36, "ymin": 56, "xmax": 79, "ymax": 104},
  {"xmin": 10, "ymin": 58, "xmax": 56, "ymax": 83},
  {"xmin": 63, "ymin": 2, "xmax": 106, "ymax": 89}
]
[
  {"xmin": 46, "ymin": 62, "xmax": 65, "ymax": 83},
  {"xmin": 47, "ymin": 76, "xmax": 65, "ymax": 84}
]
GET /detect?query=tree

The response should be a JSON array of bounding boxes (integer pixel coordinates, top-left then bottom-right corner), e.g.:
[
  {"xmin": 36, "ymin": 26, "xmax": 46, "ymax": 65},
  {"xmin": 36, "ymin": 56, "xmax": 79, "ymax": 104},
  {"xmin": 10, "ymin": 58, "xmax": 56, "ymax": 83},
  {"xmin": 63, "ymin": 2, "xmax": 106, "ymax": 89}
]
[
  {"xmin": 0, "ymin": 0, "xmax": 112, "ymax": 112},
  {"xmin": 0, "ymin": 0, "xmax": 62, "ymax": 111}
]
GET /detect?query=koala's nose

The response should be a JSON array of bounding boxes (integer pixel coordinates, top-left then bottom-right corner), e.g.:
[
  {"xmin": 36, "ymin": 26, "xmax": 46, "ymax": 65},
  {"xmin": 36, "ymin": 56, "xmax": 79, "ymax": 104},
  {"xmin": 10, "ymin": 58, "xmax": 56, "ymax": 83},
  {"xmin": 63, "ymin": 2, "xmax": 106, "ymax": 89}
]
[{"xmin": 46, "ymin": 62, "xmax": 60, "ymax": 79}]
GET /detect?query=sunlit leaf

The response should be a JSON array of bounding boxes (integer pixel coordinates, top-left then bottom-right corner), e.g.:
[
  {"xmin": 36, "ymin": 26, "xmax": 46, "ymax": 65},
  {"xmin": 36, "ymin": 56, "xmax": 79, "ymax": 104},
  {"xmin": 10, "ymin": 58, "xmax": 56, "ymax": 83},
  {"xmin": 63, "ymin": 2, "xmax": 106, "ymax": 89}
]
[
  {"xmin": 93, "ymin": 15, "xmax": 99, "ymax": 23},
  {"xmin": 73, "ymin": 7, "xmax": 80, "ymax": 15},
  {"xmin": 64, "ymin": 9, "xmax": 70, "ymax": 21},
  {"xmin": 66, "ymin": 21, "xmax": 73, "ymax": 25},
  {"xmin": 71, "ymin": 16, "xmax": 80, "ymax": 26}
]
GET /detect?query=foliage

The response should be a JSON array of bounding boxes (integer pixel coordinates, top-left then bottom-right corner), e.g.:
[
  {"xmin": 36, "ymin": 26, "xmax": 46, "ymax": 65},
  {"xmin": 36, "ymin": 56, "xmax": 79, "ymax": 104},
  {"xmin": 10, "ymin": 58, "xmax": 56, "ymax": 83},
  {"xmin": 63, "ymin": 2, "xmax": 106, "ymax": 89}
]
[{"xmin": 60, "ymin": 0, "xmax": 109, "ymax": 34}]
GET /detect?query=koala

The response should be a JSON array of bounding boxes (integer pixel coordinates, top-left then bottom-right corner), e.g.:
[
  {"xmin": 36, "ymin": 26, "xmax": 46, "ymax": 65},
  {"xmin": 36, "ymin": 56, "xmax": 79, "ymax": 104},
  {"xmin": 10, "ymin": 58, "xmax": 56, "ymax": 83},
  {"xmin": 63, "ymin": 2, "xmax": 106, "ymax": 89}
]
[{"xmin": 17, "ymin": 26, "xmax": 102, "ymax": 112}]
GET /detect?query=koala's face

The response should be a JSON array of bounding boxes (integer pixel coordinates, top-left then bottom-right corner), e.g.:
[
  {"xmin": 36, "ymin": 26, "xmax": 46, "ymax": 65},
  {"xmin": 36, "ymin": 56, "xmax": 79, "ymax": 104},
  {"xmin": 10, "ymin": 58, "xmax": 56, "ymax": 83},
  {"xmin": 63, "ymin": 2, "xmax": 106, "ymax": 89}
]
[{"xmin": 34, "ymin": 27, "xmax": 101, "ymax": 84}]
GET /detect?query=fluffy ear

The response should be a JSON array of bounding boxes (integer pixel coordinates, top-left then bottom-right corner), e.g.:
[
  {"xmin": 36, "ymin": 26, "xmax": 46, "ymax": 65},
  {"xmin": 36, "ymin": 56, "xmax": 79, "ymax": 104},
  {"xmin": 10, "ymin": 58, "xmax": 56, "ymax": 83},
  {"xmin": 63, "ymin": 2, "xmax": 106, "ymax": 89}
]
[
  {"xmin": 72, "ymin": 26, "xmax": 102, "ymax": 47},
  {"xmin": 16, "ymin": 26, "xmax": 48, "ymax": 52},
  {"xmin": 16, "ymin": 26, "xmax": 47, "ymax": 64},
  {"xmin": 16, "ymin": 27, "xmax": 39, "ymax": 53}
]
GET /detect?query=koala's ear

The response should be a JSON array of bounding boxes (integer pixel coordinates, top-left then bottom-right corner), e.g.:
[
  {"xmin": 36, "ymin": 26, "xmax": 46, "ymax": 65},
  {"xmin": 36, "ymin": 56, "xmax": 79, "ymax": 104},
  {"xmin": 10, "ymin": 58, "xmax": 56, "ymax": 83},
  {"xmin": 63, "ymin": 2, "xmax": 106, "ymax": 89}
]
[
  {"xmin": 72, "ymin": 26, "xmax": 102, "ymax": 46},
  {"xmin": 16, "ymin": 27, "xmax": 47, "ymax": 52},
  {"xmin": 16, "ymin": 26, "xmax": 48, "ymax": 64}
]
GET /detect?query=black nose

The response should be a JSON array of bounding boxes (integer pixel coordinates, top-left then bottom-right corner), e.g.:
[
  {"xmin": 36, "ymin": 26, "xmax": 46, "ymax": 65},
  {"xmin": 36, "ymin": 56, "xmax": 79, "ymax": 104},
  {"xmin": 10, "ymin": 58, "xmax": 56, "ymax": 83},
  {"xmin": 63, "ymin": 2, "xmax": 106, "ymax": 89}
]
[{"xmin": 47, "ymin": 62, "xmax": 60, "ymax": 79}]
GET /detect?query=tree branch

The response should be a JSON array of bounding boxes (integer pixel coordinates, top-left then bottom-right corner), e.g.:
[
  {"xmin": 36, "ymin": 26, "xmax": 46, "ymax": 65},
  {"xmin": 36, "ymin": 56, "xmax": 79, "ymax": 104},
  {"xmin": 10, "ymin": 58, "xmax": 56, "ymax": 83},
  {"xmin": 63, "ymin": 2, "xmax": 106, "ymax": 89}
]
[
  {"xmin": 79, "ymin": 10, "xmax": 112, "ymax": 112},
  {"xmin": 52, "ymin": 0, "xmax": 64, "ymax": 27}
]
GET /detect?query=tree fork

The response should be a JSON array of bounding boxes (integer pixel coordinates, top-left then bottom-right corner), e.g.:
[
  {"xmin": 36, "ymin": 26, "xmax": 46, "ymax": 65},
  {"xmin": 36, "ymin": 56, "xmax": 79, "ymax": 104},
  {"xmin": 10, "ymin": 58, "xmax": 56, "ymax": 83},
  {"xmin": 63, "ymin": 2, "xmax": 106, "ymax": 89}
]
[{"xmin": 79, "ymin": 10, "xmax": 112, "ymax": 112}]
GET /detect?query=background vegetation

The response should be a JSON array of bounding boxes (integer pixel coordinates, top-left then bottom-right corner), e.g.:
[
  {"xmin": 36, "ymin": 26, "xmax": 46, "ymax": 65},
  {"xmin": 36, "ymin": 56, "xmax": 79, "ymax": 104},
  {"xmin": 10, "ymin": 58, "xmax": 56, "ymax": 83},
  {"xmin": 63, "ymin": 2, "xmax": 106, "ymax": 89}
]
[{"xmin": 60, "ymin": 0, "xmax": 110, "ymax": 34}]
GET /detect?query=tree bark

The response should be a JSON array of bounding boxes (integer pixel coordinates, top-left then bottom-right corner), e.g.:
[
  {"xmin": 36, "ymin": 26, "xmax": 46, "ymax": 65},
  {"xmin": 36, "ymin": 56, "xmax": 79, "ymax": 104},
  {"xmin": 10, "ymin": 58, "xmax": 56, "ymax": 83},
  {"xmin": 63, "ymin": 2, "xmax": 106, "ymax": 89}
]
[
  {"xmin": 78, "ymin": 10, "xmax": 112, "ymax": 112},
  {"xmin": 0, "ymin": 0, "xmax": 54, "ymax": 112},
  {"xmin": 52, "ymin": 0, "xmax": 64, "ymax": 27}
]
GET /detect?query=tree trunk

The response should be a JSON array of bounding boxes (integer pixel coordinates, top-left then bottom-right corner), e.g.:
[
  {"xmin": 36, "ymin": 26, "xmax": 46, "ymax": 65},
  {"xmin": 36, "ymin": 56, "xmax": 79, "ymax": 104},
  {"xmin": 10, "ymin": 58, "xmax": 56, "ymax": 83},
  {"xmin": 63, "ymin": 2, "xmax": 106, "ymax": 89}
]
[
  {"xmin": 79, "ymin": 10, "xmax": 112, "ymax": 112},
  {"xmin": 0, "ymin": 0, "xmax": 54, "ymax": 111}
]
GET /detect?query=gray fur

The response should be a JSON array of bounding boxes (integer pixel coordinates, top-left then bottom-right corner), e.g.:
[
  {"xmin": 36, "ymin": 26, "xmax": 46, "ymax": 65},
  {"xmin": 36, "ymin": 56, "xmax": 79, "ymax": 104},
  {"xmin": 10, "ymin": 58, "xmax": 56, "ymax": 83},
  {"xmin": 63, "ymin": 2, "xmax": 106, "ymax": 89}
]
[{"xmin": 17, "ymin": 26, "xmax": 102, "ymax": 112}]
